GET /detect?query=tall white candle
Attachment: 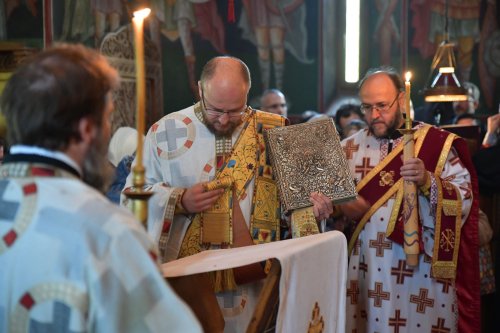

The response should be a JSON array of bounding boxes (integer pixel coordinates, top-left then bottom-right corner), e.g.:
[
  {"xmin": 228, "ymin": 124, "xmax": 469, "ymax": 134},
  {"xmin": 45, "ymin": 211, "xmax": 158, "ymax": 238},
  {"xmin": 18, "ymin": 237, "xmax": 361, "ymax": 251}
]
[{"xmin": 132, "ymin": 8, "xmax": 151, "ymax": 169}]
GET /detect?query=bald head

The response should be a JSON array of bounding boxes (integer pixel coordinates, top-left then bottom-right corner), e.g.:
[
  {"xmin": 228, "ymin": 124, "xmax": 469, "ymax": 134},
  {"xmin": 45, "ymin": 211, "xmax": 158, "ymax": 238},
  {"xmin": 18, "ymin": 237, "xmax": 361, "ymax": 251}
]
[
  {"xmin": 359, "ymin": 72, "xmax": 401, "ymax": 102},
  {"xmin": 358, "ymin": 66, "xmax": 403, "ymax": 93},
  {"xmin": 197, "ymin": 57, "xmax": 251, "ymax": 136},
  {"xmin": 199, "ymin": 56, "xmax": 251, "ymax": 91}
]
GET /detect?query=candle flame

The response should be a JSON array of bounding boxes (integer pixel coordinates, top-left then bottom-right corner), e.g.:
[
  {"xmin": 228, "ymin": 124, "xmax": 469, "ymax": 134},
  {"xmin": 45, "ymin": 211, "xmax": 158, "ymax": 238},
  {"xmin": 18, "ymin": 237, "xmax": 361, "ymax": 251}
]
[
  {"xmin": 405, "ymin": 71, "xmax": 412, "ymax": 82},
  {"xmin": 133, "ymin": 8, "xmax": 151, "ymax": 20}
]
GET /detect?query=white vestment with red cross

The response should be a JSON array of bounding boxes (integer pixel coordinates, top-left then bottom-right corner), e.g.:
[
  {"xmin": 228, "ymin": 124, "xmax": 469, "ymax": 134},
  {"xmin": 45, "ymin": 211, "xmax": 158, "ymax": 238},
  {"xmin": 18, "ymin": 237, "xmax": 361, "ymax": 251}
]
[{"xmin": 341, "ymin": 126, "xmax": 473, "ymax": 333}]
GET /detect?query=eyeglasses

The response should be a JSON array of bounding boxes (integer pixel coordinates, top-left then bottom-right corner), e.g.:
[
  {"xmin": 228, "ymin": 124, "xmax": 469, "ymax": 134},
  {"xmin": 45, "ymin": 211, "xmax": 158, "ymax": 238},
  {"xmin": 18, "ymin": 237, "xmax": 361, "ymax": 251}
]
[
  {"xmin": 360, "ymin": 94, "xmax": 400, "ymax": 115},
  {"xmin": 266, "ymin": 103, "xmax": 287, "ymax": 109},
  {"xmin": 201, "ymin": 88, "xmax": 247, "ymax": 119}
]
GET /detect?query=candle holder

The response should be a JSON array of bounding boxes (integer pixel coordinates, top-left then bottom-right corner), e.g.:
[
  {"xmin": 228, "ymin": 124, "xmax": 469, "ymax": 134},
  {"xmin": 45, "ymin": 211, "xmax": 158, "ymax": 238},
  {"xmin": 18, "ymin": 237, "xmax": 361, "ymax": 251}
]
[
  {"xmin": 123, "ymin": 165, "xmax": 153, "ymax": 227},
  {"xmin": 124, "ymin": 7, "xmax": 152, "ymax": 228}
]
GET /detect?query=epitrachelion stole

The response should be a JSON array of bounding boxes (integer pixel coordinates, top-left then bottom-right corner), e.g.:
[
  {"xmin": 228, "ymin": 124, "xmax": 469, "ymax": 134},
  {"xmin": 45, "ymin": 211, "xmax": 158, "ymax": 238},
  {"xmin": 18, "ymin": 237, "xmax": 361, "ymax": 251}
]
[{"xmin": 264, "ymin": 119, "xmax": 357, "ymax": 212}]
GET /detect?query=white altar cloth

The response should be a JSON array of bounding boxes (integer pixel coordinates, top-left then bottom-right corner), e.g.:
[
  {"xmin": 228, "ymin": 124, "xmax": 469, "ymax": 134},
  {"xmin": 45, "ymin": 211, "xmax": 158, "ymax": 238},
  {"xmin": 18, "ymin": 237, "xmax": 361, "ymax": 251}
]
[{"xmin": 162, "ymin": 231, "xmax": 347, "ymax": 333}]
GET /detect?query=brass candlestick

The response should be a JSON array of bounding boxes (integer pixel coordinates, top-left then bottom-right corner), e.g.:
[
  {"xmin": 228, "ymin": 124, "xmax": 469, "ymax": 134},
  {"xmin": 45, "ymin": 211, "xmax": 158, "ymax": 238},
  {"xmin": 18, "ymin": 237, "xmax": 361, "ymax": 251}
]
[
  {"xmin": 123, "ymin": 166, "xmax": 153, "ymax": 227},
  {"xmin": 124, "ymin": 8, "xmax": 152, "ymax": 227}
]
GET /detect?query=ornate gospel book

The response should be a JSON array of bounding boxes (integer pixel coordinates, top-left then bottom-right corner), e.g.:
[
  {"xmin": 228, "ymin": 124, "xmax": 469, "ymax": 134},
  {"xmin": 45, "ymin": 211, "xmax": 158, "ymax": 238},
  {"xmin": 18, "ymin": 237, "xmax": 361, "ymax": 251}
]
[{"xmin": 264, "ymin": 119, "xmax": 357, "ymax": 212}]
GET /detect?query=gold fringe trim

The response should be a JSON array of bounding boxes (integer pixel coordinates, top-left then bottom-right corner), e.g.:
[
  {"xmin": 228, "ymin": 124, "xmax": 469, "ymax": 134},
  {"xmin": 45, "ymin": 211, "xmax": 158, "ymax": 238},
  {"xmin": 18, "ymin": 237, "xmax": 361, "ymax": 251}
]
[
  {"xmin": 435, "ymin": 133, "xmax": 456, "ymax": 176},
  {"xmin": 442, "ymin": 199, "xmax": 459, "ymax": 216},
  {"xmin": 432, "ymin": 262, "xmax": 457, "ymax": 279},
  {"xmin": 431, "ymin": 180, "xmax": 462, "ymax": 279},
  {"xmin": 209, "ymin": 269, "xmax": 238, "ymax": 293},
  {"xmin": 291, "ymin": 207, "xmax": 319, "ymax": 238}
]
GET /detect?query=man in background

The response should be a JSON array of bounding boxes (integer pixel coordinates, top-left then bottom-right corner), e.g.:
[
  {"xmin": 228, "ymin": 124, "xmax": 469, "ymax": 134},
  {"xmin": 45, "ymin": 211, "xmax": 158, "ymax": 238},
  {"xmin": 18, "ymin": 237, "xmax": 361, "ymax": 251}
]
[
  {"xmin": 0, "ymin": 44, "xmax": 200, "ymax": 332},
  {"xmin": 106, "ymin": 126, "xmax": 140, "ymax": 204},
  {"xmin": 482, "ymin": 112, "xmax": 500, "ymax": 148},
  {"xmin": 453, "ymin": 81, "xmax": 481, "ymax": 119},
  {"xmin": 260, "ymin": 88, "xmax": 288, "ymax": 117},
  {"xmin": 454, "ymin": 113, "xmax": 481, "ymax": 126},
  {"xmin": 334, "ymin": 103, "xmax": 365, "ymax": 139}
]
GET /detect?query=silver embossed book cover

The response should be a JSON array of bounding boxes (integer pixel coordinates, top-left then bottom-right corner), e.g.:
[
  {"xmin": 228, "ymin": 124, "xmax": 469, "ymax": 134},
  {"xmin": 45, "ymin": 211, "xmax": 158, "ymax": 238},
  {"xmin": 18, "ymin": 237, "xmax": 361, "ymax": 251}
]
[{"xmin": 264, "ymin": 118, "xmax": 357, "ymax": 212}]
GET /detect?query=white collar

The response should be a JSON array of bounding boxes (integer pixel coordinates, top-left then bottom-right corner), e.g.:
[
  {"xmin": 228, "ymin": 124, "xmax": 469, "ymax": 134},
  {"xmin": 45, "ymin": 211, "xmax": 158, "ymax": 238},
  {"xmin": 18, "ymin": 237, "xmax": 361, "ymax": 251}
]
[{"xmin": 9, "ymin": 145, "xmax": 82, "ymax": 176}]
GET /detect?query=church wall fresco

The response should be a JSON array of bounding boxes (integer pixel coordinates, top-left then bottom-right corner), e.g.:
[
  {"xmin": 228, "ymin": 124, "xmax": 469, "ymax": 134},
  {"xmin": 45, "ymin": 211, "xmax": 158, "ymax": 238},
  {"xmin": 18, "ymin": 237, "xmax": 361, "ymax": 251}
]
[{"xmin": 1, "ymin": 0, "xmax": 499, "ymax": 120}]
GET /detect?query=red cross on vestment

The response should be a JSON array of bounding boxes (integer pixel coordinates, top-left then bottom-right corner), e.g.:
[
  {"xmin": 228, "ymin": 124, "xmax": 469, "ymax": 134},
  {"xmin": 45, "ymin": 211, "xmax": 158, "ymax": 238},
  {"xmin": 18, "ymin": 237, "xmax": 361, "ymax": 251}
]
[
  {"xmin": 347, "ymin": 280, "xmax": 360, "ymax": 304},
  {"xmin": 359, "ymin": 260, "xmax": 368, "ymax": 278},
  {"xmin": 391, "ymin": 260, "xmax": 414, "ymax": 284},
  {"xmin": 368, "ymin": 282, "xmax": 390, "ymax": 307},
  {"xmin": 410, "ymin": 288, "xmax": 435, "ymax": 313},
  {"xmin": 369, "ymin": 232, "xmax": 392, "ymax": 257},
  {"xmin": 355, "ymin": 157, "xmax": 375, "ymax": 178},
  {"xmin": 389, "ymin": 309, "xmax": 407, "ymax": 333},
  {"xmin": 431, "ymin": 317, "xmax": 451, "ymax": 333},
  {"xmin": 435, "ymin": 278, "xmax": 452, "ymax": 293},
  {"xmin": 343, "ymin": 139, "xmax": 359, "ymax": 160}
]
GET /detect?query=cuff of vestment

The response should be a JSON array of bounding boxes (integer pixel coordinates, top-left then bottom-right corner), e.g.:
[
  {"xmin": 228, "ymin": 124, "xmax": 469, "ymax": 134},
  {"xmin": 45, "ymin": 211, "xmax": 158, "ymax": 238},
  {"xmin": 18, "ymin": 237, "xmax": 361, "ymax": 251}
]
[{"xmin": 174, "ymin": 188, "xmax": 187, "ymax": 214}]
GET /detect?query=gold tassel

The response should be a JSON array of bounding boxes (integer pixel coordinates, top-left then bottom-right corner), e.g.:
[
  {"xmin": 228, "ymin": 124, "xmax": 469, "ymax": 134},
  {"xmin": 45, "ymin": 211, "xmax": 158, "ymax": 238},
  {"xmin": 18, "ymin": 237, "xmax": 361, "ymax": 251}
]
[
  {"xmin": 209, "ymin": 269, "xmax": 238, "ymax": 292},
  {"xmin": 291, "ymin": 207, "xmax": 319, "ymax": 238}
]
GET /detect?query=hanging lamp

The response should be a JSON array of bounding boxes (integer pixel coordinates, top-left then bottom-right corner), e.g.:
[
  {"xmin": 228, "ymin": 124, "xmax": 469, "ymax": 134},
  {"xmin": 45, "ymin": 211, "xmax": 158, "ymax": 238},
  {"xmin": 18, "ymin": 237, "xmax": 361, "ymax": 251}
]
[{"xmin": 422, "ymin": 0, "xmax": 468, "ymax": 102}]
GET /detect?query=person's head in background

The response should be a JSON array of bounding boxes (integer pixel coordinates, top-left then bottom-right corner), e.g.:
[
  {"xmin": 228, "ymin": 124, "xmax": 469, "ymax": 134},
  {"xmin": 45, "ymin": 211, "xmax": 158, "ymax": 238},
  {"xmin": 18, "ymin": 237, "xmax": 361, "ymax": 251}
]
[
  {"xmin": 0, "ymin": 43, "xmax": 119, "ymax": 191},
  {"xmin": 108, "ymin": 127, "xmax": 139, "ymax": 169},
  {"xmin": 454, "ymin": 113, "xmax": 481, "ymax": 126},
  {"xmin": 343, "ymin": 119, "xmax": 368, "ymax": 138},
  {"xmin": 300, "ymin": 110, "xmax": 320, "ymax": 123},
  {"xmin": 106, "ymin": 126, "xmax": 140, "ymax": 204},
  {"xmin": 260, "ymin": 89, "xmax": 287, "ymax": 117},
  {"xmin": 334, "ymin": 103, "xmax": 364, "ymax": 137},
  {"xmin": 453, "ymin": 81, "xmax": 480, "ymax": 116},
  {"xmin": 307, "ymin": 113, "xmax": 331, "ymax": 123}
]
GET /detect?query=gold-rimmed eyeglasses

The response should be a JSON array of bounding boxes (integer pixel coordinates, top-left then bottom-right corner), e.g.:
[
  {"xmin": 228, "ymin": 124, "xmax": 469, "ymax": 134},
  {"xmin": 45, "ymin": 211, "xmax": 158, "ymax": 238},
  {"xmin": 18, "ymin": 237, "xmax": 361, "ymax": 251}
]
[
  {"xmin": 360, "ymin": 94, "xmax": 400, "ymax": 115},
  {"xmin": 201, "ymin": 88, "xmax": 247, "ymax": 119}
]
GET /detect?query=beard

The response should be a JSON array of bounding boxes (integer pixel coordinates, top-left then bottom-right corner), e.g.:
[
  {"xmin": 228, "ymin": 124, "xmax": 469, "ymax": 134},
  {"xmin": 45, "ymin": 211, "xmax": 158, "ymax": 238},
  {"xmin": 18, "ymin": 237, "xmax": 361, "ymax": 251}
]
[
  {"xmin": 82, "ymin": 131, "xmax": 114, "ymax": 193},
  {"xmin": 202, "ymin": 111, "xmax": 240, "ymax": 137},
  {"xmin": 369, "ymin": 109, "xmax": 403, "ymax": 138}
]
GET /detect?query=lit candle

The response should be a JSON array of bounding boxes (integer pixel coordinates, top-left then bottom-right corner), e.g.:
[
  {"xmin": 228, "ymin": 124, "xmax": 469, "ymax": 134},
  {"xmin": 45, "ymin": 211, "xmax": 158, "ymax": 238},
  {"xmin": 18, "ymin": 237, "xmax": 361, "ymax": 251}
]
[
  {"xmin": 132, "ymin": 8, "xmax": 151, "ymax": 170},
  {"xmin": 401, "ymin": 71, "xmax": 419, "ymax": 266},
  {"xmin": 405, "ymin": 71, "xmax": 412, "ymax": 130}
]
